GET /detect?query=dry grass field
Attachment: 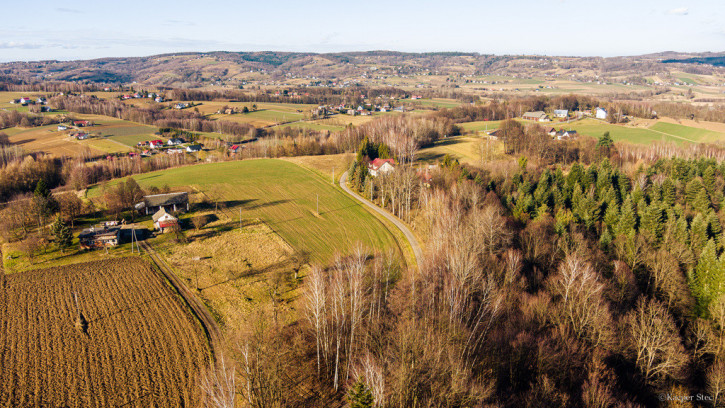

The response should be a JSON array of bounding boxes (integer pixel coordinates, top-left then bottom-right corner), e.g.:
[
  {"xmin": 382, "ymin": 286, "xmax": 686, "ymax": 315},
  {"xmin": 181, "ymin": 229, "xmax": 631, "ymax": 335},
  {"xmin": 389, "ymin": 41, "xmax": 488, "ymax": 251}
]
[
  {"xmin": 0, "ymin": 258, "xmax": 211, "ymax": 407},
  {"xmin": 5, "ymin": 124, "xmax": 103, "ymax": 156},
  {"xmin": 157, "ymin": 219, "xmax": 302, "ymax": 332}
]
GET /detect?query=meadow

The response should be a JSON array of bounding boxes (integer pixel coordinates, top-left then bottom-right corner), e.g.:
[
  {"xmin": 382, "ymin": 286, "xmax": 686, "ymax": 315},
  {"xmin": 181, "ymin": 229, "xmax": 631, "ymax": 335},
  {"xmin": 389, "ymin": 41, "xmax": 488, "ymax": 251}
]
[{"xmin": 88, "ymin": 159, "xmax": 401, "ymax": 263}]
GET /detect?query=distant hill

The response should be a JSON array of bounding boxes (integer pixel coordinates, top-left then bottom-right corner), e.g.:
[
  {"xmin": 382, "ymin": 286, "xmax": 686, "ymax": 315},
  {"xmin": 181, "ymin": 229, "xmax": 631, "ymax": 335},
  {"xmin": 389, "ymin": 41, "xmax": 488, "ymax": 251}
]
[
  {"xmin": 662, "ymin": 55, "xmax": 725, "ymax": 67},
  {"xmin": 1, "ymin": 50, "xmax": 723, "ymax": 88}
]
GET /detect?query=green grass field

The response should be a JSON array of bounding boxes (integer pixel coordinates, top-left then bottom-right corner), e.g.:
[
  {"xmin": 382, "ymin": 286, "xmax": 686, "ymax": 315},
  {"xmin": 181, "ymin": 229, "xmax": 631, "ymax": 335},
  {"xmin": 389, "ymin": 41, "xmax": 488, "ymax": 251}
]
[
  {"xmin": 649, "ymin": 122, "xmax": 724, "ymax": 143},
  {"xmin": 278, "ymin": 122, "xmax": 346, "ymax": 132},
  {"xmin": 458, "ymin": 120, "xmax": 505, "ymax": 133},
  {"xmin": 88, "ymin": 159, "xmax": 401, "ymax": 263},
  {"xmin": 561, "ymin": 119, "xmax": 691, "ymax": 144}
]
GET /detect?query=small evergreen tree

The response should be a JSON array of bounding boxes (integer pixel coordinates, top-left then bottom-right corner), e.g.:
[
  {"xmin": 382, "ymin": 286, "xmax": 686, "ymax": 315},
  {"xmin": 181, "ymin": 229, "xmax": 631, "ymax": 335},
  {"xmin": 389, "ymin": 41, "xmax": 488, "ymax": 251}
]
[
  {"xmin": 348, "ymin": 380, "xmax": 374, "ymax": 408},
  {"xmin": 51, "ymin": 215, "xmax": 73, "ymax": 253}
]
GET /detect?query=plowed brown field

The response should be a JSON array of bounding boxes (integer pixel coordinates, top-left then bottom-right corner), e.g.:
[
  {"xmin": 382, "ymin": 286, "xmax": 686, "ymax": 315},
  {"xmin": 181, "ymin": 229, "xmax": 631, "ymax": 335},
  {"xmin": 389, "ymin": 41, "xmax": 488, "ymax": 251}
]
[{"xmin": 0, "ymin": 258, "xmax": 211, "ymax": 407}]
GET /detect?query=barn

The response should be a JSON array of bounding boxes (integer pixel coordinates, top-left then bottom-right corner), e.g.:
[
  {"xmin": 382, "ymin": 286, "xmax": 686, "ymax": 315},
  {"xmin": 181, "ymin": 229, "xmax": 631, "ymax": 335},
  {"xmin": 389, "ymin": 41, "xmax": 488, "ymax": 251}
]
[{"xmin": 135, "ymin": 192, "xmax": 189, "ymax": 215}]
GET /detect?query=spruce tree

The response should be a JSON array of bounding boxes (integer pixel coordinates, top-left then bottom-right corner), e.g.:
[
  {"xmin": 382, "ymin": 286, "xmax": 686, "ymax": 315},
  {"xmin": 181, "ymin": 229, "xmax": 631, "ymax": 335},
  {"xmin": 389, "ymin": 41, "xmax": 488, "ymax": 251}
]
[
  {"xmin": 51, "ymin": 215, "xmax": 73, "ymax": 253},
  {"xmin": 691, "ymin": 213, "xmax": 709, "ymax": 254},
  {"xmin": 662, "ymin": 178, "xmax": 676, "ymax": 206},
  {"xmin": 348, "ymin": 380, "xmax": 374, "ymax": 408},
  {"xmin": 703, "ymin": 166, "xmax": 716, "ymax": 194},
  {"xmin": 694, "ymin": 188, "xmax": 711, "ymax": 214},
  {"xmin": 616, "ymin": 197, "xmax": 637, "ymax": 237},
  {"xmin": 691, "ymin": 239, "xmax": 725, "ymax": 316}
]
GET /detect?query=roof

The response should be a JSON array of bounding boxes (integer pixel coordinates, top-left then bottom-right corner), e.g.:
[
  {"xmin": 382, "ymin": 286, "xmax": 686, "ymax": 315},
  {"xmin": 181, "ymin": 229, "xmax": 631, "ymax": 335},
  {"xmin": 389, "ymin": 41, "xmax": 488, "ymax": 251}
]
[
  {"xmin": 186, "ymin": 145, "xmax": 202, "ymax": 151},
  {"xmin": 152, "ymin": 208, "xmax": 177, "ymax": 223},
  {"xmin": 369, "ymin": 158, "xmax": 395, "ymax": 170},
  {"xmin": 523, "ymin": 111, "xmax": 547, "ymax": 118},
  {"xmin": 78, "ymin": 225, "xmax": 121, "ymax": 239},
  {"xmin": 137, "ymin": 192, "xmax": 188, "ymax": 209}
]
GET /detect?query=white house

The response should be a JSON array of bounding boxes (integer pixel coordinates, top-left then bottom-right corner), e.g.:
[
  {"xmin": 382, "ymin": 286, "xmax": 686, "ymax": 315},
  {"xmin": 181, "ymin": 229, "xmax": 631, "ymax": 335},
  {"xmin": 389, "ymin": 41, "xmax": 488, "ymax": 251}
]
[
  {"xmin": 368, "ymin": 158, "xmax": 395, "ymax": 177},
  {"xmin": 57, "ymin": 125, "xmax": 67, "ymax": 131},
  {"xmin": 152, "ymin": 208, "xmax": 178, "ymax": 232},
  {"xmin": 167, "ymin": 138, "xmax": 184, "ymax": 146},
  {"xmin": 554, "ymin": 109, "xmax": 568, "ymax": 118},
  {"xmin": 596, "ymin": 107, "xmax": 608, "ymax": 119},
  {"xmin": 186, "ymin": 144, "xmax": 202, "ymax": 152}
]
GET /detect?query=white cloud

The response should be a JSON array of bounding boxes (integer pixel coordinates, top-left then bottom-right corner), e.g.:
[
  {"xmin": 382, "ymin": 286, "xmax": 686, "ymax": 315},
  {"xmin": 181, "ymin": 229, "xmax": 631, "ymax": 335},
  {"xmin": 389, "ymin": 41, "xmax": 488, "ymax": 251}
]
[
  {"xmin": 0, "ymin": 41, "xmax": 44, "ymax": 49},
  {"xmin": 667, "ymin": 7, "xmax": 689, "ymax": 16}
]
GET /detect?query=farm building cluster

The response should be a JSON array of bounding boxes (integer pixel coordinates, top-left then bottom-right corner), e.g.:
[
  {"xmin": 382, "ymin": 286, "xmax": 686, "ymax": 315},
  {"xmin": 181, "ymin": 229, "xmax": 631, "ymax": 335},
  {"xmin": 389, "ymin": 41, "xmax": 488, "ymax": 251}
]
[
  {"xmin": 521, "ymin": 107, "xmax": 608, "ymax": 122},
  {"xmin": 78, "ymin": 192, "xmax": 189, "ymax": 249}
]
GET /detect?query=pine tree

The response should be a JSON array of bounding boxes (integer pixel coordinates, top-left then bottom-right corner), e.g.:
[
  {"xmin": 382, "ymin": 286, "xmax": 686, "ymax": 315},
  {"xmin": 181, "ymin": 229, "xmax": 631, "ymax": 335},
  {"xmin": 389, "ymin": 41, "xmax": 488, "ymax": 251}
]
[
  {"xmin": 603, "ymin": 202, "xmax": 620, "ymax": 231},
  {"xmin": 348, "ymin": 380, "xmax": 374, "ymax": 408},
  {"xmin": 51, "ymin": 215, "xmax": 73, "ymax": 253}
]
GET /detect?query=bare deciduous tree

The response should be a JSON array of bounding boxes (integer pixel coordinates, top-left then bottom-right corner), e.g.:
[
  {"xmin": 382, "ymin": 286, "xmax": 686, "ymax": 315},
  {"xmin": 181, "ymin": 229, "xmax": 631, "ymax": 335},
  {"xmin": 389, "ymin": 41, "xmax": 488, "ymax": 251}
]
[
  {"xmin": 625, "ymin": 298, "xmax": 688, "ymax": 384},
  {"xmin": 200, "ymin": 355, "xmax": 236, "ymax": 408}
]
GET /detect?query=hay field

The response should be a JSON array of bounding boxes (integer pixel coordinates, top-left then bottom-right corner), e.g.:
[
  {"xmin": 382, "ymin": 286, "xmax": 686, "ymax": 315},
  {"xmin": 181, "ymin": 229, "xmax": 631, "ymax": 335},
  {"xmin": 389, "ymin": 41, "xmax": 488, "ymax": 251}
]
[
  {"xmin": 88, "ymin": 159, "xmax": 400, "ymax": 263},
  {"xmin": 159, "ymin": 220, "xmax": 301, "ymax": 332},
  {"xmin": 4, "ymin": 125, "xmax": 103, "ymax": 156},
  {"xmin": 417, "ymin": 135, "xmax": 503, "ymax": 165},
  {"xmin": 0, "ymin": 258, "xmax": 211, "ymax": 407}
]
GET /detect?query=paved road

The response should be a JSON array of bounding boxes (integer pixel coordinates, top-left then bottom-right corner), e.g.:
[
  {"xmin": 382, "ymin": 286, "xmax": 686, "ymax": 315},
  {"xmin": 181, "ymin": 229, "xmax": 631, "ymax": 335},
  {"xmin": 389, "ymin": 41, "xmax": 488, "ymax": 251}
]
[
  {"xmin": 140, "ymin": 240, "xmax": 222, "ymax": 359},
  {"xmin": 339, "ymin": 171, "xmax": 423, "ymax": 271}
]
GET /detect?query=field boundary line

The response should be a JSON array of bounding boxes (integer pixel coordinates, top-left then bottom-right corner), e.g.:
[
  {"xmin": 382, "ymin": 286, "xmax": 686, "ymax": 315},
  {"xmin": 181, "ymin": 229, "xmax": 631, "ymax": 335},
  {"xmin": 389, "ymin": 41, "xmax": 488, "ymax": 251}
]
[{"xmin": 139, "ymin": 240, "xmax": 222, "ymax": 361}]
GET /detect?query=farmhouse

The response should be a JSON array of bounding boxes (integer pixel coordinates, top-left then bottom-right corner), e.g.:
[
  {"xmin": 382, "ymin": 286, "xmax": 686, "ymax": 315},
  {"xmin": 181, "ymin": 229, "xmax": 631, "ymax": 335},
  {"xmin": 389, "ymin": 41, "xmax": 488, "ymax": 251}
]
[
  {"xmin": 149, "ymin": 140, "xmax": 164, "ymax": 148},
  {"xmin": 73, "ymin": 120, "xmax": 91, "ymax": 127},
  {"xmin": 167, "ymin": 138, "xmax": 185, "ymax": 146},
  {"xmin": 152, "ymin": 208, "xmax": 178, "ymax": 232},
  {"xmin": 79, "ymin": 225, "xmax": 121, "ymax": 249},
  {"xmin": 596, "ymin": 107, "xmax": 608, "ymax": 119},
  {"xmin": 368, "ymin": 158, "xmax": 395, "ymax": 177},
  {"xmin": 554, "ymin": 109, "xmax": 569, "ymax": 118},
  {"xmin": 72, "ymin": 132, "xmax": 89, "ymax": 140},
  {"xmin": 555, "ymin": 130, "xmax": 578, "ymax": 140},
  {"xmin": 135, "ymin": 192, "xmax": 189, "ymax": 215},
  {"xmin": 186, "ymin": 144, "xmax": 202, "ymax": 152},
  {"xmin": 522, "ymin": 111, "xmax": 550, "ymax": 122}
]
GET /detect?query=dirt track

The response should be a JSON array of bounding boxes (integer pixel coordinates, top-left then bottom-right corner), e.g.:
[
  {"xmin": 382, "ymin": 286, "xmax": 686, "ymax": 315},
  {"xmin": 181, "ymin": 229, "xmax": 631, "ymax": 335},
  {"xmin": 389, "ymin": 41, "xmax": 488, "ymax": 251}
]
[{"xmin": 140, "ymin": 240, "xmax": 222, "ymax": 358}]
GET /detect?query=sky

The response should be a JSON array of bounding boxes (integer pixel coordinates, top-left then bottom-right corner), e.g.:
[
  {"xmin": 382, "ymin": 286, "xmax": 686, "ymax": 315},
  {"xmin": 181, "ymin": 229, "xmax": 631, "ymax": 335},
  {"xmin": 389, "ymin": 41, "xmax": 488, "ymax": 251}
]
[{"xmin": 0, "ymin": 0, "xmax": 723, "ymax": 62}]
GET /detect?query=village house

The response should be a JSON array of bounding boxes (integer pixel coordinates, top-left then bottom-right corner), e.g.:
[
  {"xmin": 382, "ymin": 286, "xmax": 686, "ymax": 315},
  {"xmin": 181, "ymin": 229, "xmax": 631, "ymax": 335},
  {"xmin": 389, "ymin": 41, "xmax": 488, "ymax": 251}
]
[
  {"xmin": 78, "ymin": 225, "xmax": 121, "ymax": 249},
  {"xmin": 149, "ymin": 140, "xmax": 164, "ymax": 149},
  {"xmin": 166, "ymin": 148, "xmax": 185, "ymax": 155},
  {"xmin": 554, "ymin": 109, "xmax": 569, "ymax": 118},
  {"xmin": 555, "ymin": 130, "xmax": 578, "ymax": 140},
  {"xmin": 186, "ymin": 144, "xmax": 202, "ymax": 152},
  {"xmin": 152, "ymin": 208, "xmax": 178, "ymax": 233},
  {"xmin": 522, "ymin": 111, "xmax": 550, "ymax": 122},
  {"xmin": 596, "ymin": 107, "xmax": 608, "ymax": 119},
  {"xmin": 135, "ymin": 192, "xmax": 189, "ymax": 215},
  {"xmin": 57, "ymin": 125, "xmax": 67, "ymax": 131},
  {"xmin": 368, "ymin": 158, "xmax": 395, "ymax": 177},
  {"xmin": 229, "ymin": 144, "xmax": 242, "ymax": 154},
  {"xmin": 167, "ymin": 138, "xmax": 185, "ymax": 146},
  {"xmin": 73, "ymin": 120, "xmax": 91, "ymax": 127},
  {"xmin": 72, "ymin": 132, "xmax": 89, "ymax": 140}
]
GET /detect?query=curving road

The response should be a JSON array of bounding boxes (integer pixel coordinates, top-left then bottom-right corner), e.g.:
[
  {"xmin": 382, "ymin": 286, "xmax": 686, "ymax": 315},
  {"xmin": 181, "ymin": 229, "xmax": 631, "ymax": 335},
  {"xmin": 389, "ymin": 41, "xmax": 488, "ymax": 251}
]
[{"xmin": 339, "ymin": 171, "xmax": 423, "ymax": 271}]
